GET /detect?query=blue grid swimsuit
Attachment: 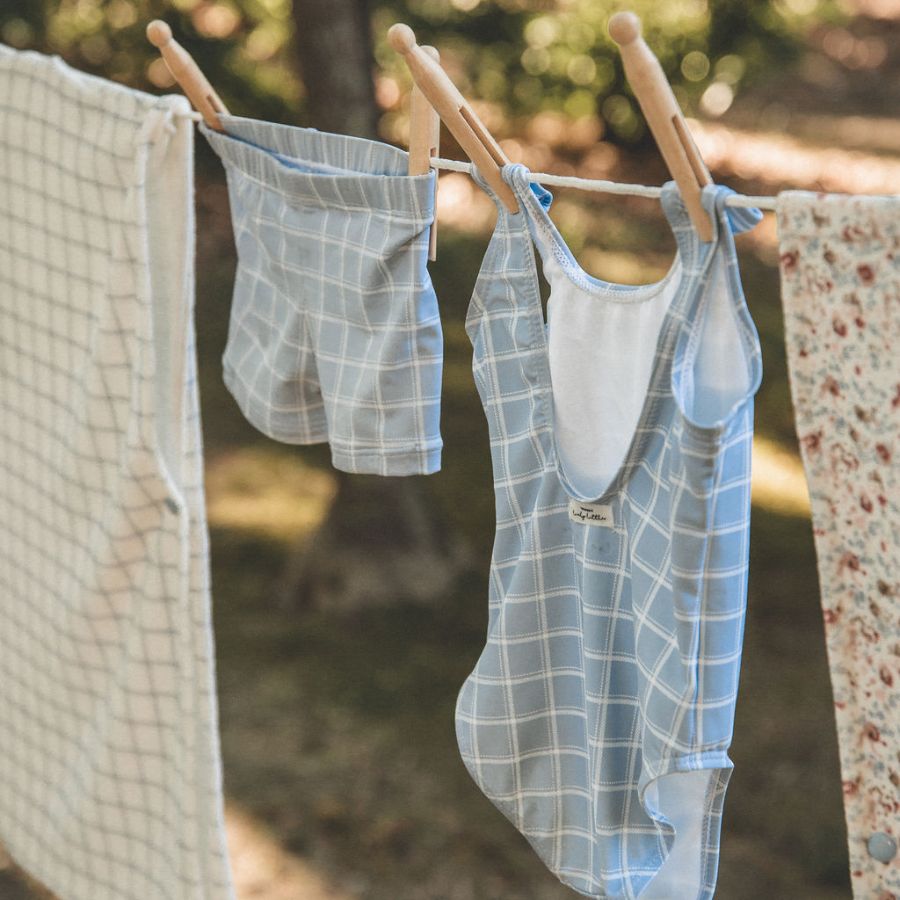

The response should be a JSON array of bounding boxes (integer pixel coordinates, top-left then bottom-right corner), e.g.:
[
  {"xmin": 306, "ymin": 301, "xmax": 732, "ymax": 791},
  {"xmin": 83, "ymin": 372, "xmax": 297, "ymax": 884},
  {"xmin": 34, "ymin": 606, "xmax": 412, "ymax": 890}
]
[
  {"xmin": 202, "ymin": 116, "xmax": 442, "ymax": 476},
  {"xmin": 456, "ymin": 165, "xmax": 762, "ymax": 899}
]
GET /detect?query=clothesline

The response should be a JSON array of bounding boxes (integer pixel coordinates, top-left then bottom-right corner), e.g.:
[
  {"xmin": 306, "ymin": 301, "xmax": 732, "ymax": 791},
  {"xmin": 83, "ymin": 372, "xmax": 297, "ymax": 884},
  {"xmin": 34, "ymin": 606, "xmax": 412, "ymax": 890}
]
[
  {"xmin": 430, "ymin": 156, "xmax": 778, "ymax": 210},
  {"xmin": 178, "ymin": 108, "xmax": 778, "ymax": 209}
]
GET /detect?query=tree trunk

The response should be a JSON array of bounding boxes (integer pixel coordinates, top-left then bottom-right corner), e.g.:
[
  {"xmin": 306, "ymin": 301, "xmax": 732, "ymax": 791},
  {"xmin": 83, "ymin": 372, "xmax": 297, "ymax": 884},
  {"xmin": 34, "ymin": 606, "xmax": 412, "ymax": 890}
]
[
  {"xmin": 292, "ymin": 0, "xmax": 380, "ymax": 139},
  {"xmin": 283, "ymin": 1, "xmax": 469, "ymax": 610}
]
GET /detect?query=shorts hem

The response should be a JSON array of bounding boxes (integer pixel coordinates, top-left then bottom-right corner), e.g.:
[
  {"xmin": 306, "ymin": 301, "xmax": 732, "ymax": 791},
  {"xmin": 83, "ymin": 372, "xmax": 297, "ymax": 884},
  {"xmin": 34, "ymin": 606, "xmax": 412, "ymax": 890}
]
[
  {"xmin": 330, "ymin": 441, "xmax": 442, "ymax": 476},
  {"xmin": 223, "ymin": 370, "xmax": 330, "ymax": 445},
  {"xmin": 224, "ymin": 368, "xmax": 442, "ymax": 475}
]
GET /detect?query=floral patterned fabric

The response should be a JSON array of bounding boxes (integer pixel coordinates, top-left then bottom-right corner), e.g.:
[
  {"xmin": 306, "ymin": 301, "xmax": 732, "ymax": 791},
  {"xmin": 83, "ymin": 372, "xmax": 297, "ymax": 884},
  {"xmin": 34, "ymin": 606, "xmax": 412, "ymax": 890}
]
[{"xmin": 778, "ymin": 191, "xmax": 900, "ymax": 899}]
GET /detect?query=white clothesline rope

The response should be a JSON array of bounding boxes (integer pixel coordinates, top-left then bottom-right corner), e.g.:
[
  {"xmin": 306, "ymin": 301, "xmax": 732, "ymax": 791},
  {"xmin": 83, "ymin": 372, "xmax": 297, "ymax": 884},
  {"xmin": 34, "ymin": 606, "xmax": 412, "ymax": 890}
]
[
  {"xmin": 179, "ymin": 110, "xmax": 778, "ymax": 210},
  {"xmin": 430, "ymin": 156, "xmax": 778, "ymax": 211}
]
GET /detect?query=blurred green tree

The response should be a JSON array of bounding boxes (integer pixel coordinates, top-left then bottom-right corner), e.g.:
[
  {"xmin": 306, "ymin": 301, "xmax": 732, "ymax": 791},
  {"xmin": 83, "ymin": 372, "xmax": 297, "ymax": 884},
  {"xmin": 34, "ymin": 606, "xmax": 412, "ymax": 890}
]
[
  {"xmin": 293, "ymin": 0, "xmax": 379, "ymax": 136},
  {"xmin": 0, "ymin": 0, "xmax": 302, "ymax": 123},
  {"xmin": 1, "ymin": 0, "xmax": 848, "ymax": 142}
]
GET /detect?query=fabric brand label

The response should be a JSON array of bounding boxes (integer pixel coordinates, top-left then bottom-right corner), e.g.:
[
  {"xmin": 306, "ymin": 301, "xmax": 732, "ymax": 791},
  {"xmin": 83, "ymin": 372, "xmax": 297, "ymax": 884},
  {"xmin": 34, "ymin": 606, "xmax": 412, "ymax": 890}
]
[{"xmin": 568, "ymin": 500, "xmax": 614, "ymax": 527}]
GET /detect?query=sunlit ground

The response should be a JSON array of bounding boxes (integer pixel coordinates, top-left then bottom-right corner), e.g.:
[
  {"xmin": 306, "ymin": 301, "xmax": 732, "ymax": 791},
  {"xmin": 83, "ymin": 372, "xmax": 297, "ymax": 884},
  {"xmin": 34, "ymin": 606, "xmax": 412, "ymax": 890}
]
[
  {"xmin": 204, "ymin": 438, "xmax": 810, "ymax": 545},
  {"xmin": 694, "ymin": 118, "xmax": 900, "ymax": 194},
  {"xmin": 206, "ymin": 448, "xmax": 338, "ymax": 543},
  {"xmin": 226, "ymin": 804, "xmax": 352, "ymax": 900},
  {"xmin": 1, "ymin": 808, "xmax": 354, "ymax": 900}
]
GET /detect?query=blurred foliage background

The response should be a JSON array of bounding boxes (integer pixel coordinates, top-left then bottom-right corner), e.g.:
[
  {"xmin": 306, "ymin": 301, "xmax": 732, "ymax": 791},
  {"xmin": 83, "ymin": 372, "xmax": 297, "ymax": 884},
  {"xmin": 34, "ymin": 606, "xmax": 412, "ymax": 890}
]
[
  {"xmin": 3, "ymin": 0, "xmax": 850, "ymax": 138},
  {"xmin": 3, "ymin": 0, "xmax": 898, "ymax": 897}
]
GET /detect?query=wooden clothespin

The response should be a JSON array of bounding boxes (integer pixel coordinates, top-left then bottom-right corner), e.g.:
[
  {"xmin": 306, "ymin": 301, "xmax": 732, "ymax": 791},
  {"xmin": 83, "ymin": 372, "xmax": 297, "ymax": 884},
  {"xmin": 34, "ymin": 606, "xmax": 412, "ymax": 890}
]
[
  {"xmin": 388, "ymin": 24, "xmax": 518, "ymax": 213},
  {"xmin": 146, "ymin": 20, "xmax": 229, "ymax": 131},
  {"xmin": 408, "ymin": 47, "xmax": 441, "ymax": 260},
  {"xmin": 608, "ymin": 12, "xmax": 714, "ymax": 241}
]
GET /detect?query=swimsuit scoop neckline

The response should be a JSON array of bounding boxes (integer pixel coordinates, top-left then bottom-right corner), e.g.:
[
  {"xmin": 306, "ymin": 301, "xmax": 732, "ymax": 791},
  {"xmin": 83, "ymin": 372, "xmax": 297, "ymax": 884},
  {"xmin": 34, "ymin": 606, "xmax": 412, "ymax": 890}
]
[{"xmin": 500, "ymin": 162, "xmax": 706, "ymax": 505}]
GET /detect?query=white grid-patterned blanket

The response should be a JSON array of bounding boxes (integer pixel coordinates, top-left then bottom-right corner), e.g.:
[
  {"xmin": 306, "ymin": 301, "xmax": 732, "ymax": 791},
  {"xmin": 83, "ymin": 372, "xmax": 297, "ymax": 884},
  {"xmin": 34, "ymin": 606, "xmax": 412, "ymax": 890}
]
[{"xmin": 0, "ymin": 45, "xmax": 233, "ymax": 900}]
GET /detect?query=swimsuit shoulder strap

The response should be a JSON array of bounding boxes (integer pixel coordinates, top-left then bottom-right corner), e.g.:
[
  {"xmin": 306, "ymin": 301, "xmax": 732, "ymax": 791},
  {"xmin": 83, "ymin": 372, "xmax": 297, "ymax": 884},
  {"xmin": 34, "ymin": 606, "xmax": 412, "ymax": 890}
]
[
  {"xmin": 667, "ymin": 183, "xmax": 764, "ymax": 430},
  {"xmin": 465, "ymin": 164, "xmax": 554, "ymax": 449}
]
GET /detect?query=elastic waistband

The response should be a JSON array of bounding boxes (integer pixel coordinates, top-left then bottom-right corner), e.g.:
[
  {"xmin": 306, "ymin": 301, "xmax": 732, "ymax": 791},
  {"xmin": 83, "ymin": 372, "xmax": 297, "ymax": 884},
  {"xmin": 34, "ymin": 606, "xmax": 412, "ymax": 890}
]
[{"xmin": 202, "ymin": 115, "xmax": 434, "ymax": 222}]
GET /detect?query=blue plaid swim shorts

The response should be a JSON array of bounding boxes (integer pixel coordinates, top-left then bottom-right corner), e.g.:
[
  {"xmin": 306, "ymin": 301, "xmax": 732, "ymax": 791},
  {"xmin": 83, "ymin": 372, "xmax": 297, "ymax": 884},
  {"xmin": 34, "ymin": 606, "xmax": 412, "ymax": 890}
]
[{"xmin": 202, "ymin": 116, "xmax": 443, "ymax": 475}]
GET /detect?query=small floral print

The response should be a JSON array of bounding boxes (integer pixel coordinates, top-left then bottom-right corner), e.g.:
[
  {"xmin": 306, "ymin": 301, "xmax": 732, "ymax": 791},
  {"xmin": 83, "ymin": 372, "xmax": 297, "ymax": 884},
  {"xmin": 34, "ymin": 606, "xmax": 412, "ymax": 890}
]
[
  {"xmin": 858, "ymin": 263, "xmax": 876, "ymax": 284},
  {"xmin": 801, "ymin": 430, "xmax": 823, "ymax": 453},
  {"xmin": 778, "ymin": 191, "xmax": 900, "ymax": 899},
  {"xmin": 831, "ymin": 442, "xmax": 860, "ymax": 472},
  {"xmin": 780, "ymin": 250, "xmax": 799, "ymax": 272}
]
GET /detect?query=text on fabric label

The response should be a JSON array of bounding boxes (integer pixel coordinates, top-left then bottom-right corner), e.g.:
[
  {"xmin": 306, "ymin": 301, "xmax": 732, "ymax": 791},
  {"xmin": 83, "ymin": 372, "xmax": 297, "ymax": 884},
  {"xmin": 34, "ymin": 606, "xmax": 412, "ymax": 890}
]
[{"xmin": 568, "ymin": 500, "xmax": 614, "ymax": 527}]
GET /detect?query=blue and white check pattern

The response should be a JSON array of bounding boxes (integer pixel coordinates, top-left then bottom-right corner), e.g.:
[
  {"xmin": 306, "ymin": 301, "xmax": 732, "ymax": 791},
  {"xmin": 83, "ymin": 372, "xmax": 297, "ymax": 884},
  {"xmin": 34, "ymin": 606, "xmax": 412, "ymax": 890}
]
[
  {"xmin": 0, "ymin": 46, "xmax": 233, "ymax": 900},
  {"xmin": 202, "ymin": 116, "xmax": 443, "ymax": 476},
  {"xmin": 456, "ymin": 165, "xmax": 762, "ymax": 899}
]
